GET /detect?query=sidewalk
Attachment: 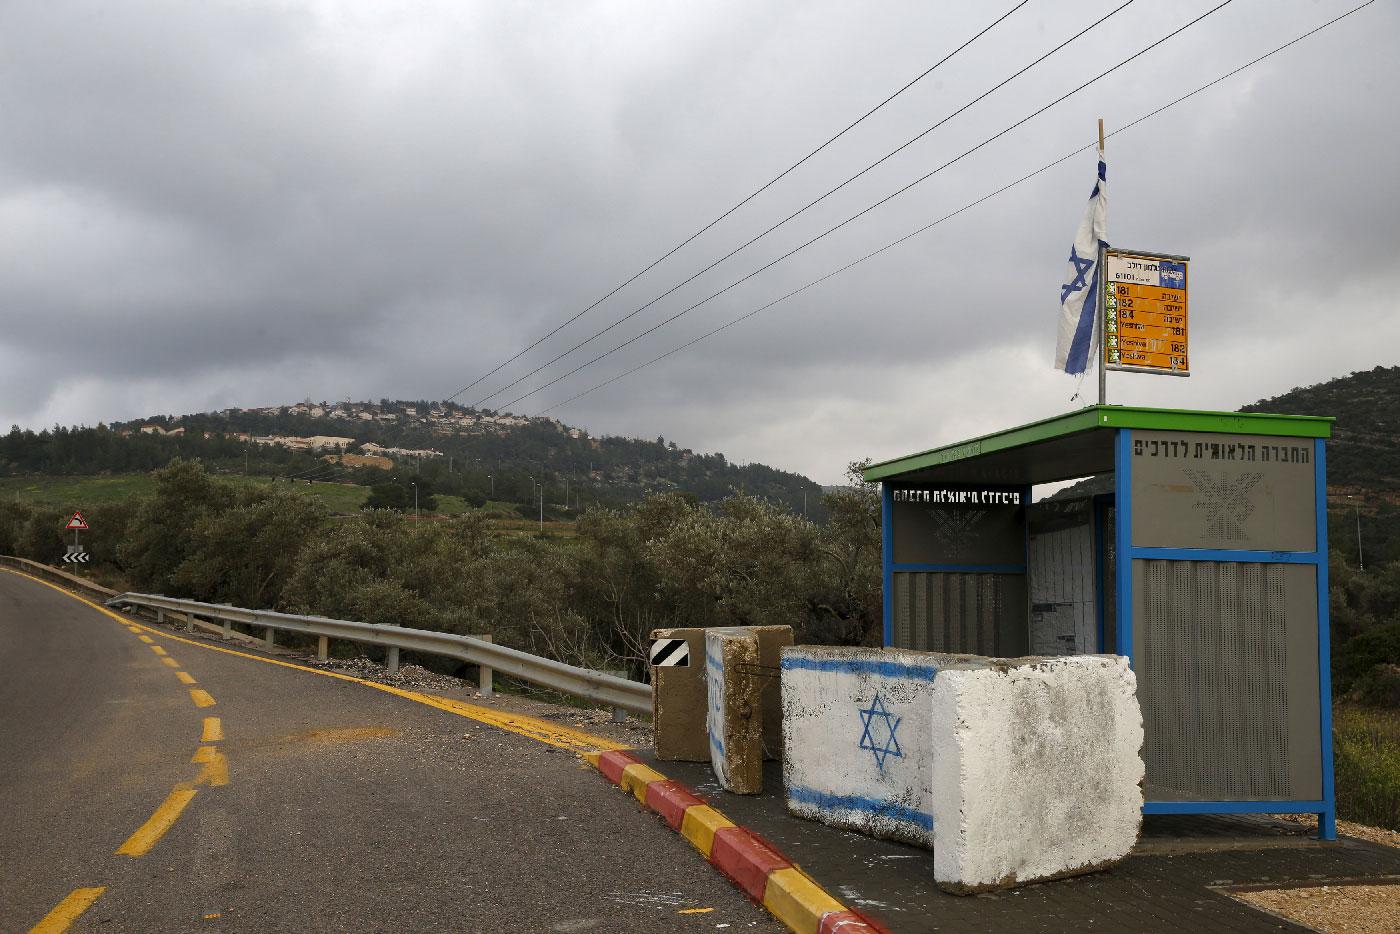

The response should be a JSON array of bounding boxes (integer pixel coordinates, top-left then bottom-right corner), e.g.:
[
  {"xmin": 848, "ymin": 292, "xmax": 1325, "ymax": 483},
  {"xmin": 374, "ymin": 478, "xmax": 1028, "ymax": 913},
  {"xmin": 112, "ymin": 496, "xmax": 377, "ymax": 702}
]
[{"xmin": 642, "ymin": 755, "xmax": 1400, "ymax": 934}]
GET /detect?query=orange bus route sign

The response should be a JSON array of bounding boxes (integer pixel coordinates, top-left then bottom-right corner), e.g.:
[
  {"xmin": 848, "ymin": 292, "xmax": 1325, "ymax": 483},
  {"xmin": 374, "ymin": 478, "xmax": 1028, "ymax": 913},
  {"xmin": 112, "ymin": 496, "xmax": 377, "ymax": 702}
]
[{"xmin": 1102, "ymin": 248, "xmax": 1189, "ymax": 376}]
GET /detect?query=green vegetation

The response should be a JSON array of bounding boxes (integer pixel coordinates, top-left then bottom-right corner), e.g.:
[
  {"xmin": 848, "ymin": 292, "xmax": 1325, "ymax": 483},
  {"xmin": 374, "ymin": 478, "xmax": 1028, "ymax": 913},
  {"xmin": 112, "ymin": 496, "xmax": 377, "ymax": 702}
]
[
  {"xmin": 0, "ymin": 460, "xmax": 879, "ymax": 680},
  {"xmin": 1333, "ymin": 704, "xmax": 1400, "ymax": 830}
]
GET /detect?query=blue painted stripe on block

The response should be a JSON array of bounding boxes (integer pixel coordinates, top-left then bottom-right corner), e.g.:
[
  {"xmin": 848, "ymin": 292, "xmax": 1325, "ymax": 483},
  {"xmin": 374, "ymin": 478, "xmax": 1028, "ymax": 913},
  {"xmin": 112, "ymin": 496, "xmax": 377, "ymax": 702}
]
[
  {"xmin": 779, "ymin": 656, "xmax": 938, "ymax": 681},
  {"xmin": 788, "ymin": 786, "xmax": 934, "ymax": 831}
]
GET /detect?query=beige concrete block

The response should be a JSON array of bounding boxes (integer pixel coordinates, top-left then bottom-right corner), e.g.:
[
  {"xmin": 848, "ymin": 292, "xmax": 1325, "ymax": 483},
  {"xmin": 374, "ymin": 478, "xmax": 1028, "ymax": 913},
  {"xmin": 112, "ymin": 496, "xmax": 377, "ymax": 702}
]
[
  {"xmin": 749, "ymin": 625, "xmax": 794, "ymax": 760},
  {"xmin": 706, "ymin": 627, "xmax": 764, "ymax": 794},
  {"xmin": 651, "ymin": 627, "xmax": 710, "ymax": 762}
]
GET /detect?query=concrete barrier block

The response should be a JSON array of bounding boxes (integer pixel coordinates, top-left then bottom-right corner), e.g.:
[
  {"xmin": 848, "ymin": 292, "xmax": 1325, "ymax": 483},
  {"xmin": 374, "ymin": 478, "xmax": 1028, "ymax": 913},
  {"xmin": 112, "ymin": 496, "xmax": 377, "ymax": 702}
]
[
  {"xmin": 651, "ymin": 627, "xmax": 710, "ymax": 762},
  {"xmin": 930, "ymin": 655, "xmax": 1143, "ymax": 893},
  {"xmin": 780, "ymin": 645, "xmax": 954, "ymax": 847},
  {"xmin": 748, "ymin": 625, "xmax": 794, "ymax": 760},
  {"xmin": 706, "ymin": 628, "xmax": 764, "ymax": 794}
]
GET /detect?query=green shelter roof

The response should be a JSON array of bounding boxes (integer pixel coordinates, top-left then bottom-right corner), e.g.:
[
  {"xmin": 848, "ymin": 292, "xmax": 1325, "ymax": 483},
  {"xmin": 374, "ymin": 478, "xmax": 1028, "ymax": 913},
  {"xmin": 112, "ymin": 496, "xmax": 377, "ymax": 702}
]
[{"xmin": 861, "ymin": 405, "xmax": 1333, "ymax": 487}]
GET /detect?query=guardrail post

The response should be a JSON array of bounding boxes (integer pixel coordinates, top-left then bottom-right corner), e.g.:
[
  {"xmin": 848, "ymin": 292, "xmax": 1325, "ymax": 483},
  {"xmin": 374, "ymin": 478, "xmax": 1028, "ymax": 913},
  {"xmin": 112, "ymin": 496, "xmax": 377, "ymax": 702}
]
[
  {"xmin": 476, "ymin": 634, "xmax": 493, "ymax": 697},
  {"xmin": 222, "ymin": 619, "xmax": 231, "ymax": 639},
  {"xmin": 187, "ymin": 613, "xmax": 197, "ymax": 633},
  {"xmin": 265, "ymin": 626, "xmax": 275, "ymax": 649},
  {"xmin": 156, "ymin": 609, "xmax": 165, "ymax": 624},
  {"xmin": 384, "ymin": 621, "xmax": 401, "ymax": 675},
  {"xmin": 599, "ymin": 669, "xmax": 628, "ymax": 723},
  {"xmin": 317, "ymin": 635, "xmax": 329, "ymax": 662}
]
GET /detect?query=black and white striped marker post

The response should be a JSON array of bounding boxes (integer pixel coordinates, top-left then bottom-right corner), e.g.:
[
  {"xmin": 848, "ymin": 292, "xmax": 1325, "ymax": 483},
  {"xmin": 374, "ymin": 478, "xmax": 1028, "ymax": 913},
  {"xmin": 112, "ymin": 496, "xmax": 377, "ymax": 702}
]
[{"xmin": 649, "ymin": 638, "xmax": 690, "ymax": 667}]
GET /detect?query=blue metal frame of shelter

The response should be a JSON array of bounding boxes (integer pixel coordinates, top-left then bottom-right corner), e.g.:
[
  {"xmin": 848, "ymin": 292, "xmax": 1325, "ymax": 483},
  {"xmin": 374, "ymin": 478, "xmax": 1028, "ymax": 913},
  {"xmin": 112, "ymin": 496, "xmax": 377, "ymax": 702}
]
[{"xmin": 1115, "ymin": 429, "xmax": 1336, "ymax": 838}]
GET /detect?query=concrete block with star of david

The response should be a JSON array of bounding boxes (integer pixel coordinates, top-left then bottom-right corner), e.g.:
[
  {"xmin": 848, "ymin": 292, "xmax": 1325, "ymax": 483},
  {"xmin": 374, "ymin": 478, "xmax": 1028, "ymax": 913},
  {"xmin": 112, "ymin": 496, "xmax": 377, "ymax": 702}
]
[{"xmin": 780, "ymin": 645, "xmax": 949, "ymax": 848}]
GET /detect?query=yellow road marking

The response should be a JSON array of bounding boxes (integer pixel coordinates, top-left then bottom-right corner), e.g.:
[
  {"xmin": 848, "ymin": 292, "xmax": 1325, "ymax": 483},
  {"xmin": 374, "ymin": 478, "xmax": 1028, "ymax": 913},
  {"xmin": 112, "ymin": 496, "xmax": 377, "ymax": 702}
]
[
  {"xmin": 4, "ymin": 569, "xmax": 627, "ymax": 754},
  {"xmin": 137, "ymin": 635, "xmax": 154, "ymax": 644},
  {"xmin": 125, "ymin": 626, "xmax": 142, "ymax": 633},
  {"xmin": 202, "ymin": 717, "xmax": 223, "ymax": 742},
  {"xmin": 116, "ymin": 786, "xmax": 196, "ymax": 856},
  {"xmin": 175, "ymin": 671, "xmax": 197, "ymax": 685},
  {"xmin": 28, "ymin": 886, "xmax": 106, "ymax": 933},
  {"xmin": 189, "ymin": 689, "xmax": 216, "ymax": 708},
  {"xmin": 150, "ymin": 645, "xmax": 167, "ymax": 656},
  {"xmin": 160, "ymin": 657, "xmax": 180, "ymax": 668},
  {"xmin": 678, "ymin": 907, "xmax": 714, "ymax": 915},
  {"xmin": 191, "ymin": 748, "xmax": 229, "ymax": 786}
]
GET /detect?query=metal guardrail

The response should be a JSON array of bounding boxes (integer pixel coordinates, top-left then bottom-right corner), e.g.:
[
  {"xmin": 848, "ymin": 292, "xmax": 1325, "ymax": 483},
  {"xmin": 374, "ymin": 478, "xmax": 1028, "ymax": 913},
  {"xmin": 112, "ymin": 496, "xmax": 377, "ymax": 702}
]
[
  {"xmin": 2, "ymin": 554, "xmax": 119, "ymax": 599},
  {"xmin": 0, "ymin": 555, "xmax": 259, "ymax": 644},
  {"xmin": 1, "ymin": 555, "xmax": 652, "ymax": 715},
  {"xmin": 104, "ymin": 591, "xmax": 653, "ymax": 716}
]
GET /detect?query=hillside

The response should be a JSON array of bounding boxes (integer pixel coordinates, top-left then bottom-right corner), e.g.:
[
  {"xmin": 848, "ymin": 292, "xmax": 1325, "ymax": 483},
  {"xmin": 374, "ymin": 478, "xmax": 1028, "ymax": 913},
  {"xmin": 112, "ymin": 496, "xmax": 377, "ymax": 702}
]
[
  {"xmin": 1242, "ymin": 364, "xmax": 1400, "ymax": 497},
  {"xmin": 0, "ymin": 400, "xmax": 824, "ymax": 516}
]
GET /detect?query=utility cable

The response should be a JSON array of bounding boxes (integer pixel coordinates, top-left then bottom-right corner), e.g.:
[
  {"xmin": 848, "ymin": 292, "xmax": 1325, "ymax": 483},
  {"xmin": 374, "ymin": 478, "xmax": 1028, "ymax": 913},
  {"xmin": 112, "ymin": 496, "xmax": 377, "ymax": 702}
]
[
  {"xmin": 496, "ymin": 0, "xmax": 1238, "ymax": 410},
  {"xmin": 540, "ymin": 0, "xmax": 1379, "ymax": 413},
  {"xmin": 442, "ymin": 1, "xmax": 1032, "ymax": 404},
  {"xmin": 471, "ymin": 0, "xmax": 1138, "ymax": 408}
]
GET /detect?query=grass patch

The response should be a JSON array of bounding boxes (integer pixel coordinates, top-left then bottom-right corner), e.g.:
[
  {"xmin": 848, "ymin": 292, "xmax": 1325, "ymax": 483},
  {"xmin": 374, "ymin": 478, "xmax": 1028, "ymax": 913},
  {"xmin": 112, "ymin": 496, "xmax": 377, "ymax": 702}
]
[
  {"xmin": 0, "ymin": 474, "xmax": 158, "ymax": 507},
  {"xmin": 1334, "ymin": 703, "xmax": 1400, "ymax": 830}
]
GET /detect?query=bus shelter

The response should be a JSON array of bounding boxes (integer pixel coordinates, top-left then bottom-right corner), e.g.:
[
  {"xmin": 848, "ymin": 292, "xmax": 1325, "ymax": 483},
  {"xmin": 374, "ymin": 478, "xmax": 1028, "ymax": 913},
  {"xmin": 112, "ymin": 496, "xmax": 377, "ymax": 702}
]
[{"xmin": 862, "ymin": 405, "xmax": 1336, "ymax": 837}]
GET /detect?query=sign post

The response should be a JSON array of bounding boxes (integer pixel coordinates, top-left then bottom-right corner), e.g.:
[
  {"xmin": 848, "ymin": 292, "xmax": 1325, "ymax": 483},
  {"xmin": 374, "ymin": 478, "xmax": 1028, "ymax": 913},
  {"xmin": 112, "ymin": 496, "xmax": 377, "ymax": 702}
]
[{"xmin": 63, "ymin": 512, "xmax": 90, "ymax": 565}]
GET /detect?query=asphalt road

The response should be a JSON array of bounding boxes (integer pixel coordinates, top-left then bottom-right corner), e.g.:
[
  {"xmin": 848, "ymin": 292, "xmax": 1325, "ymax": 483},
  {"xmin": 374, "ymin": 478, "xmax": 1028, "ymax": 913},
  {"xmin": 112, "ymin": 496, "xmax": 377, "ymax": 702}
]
[{"xmin": 0, "ymin": 570, "xmax": 781, "ymax": 933}]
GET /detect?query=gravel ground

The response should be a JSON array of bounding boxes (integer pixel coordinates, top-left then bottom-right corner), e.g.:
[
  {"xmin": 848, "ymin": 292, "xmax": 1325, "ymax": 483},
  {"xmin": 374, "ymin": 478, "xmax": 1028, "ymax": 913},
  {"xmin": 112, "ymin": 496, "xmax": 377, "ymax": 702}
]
[
  {"xmin": 1270, "ymin": 812, "xmax": 1400, "ymax": 849},
  {"xmin": 1233, "ymin": 884, "xmax": 1400, "ymax": 934},
  {"xmin": 302, "ymin": 654, "xmax": 656, "ymax": 745},
  {"xmin": 1234, "ymin": 816, "xmax": 1400, "ymax": 932}
]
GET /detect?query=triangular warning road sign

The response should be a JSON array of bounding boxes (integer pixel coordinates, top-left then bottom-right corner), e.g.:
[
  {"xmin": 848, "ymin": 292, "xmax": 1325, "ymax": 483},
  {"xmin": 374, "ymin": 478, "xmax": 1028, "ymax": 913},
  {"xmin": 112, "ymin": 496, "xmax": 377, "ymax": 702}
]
[{"xmin": 65, "ymin": 512, "xmax": 89, "ymax": 530}]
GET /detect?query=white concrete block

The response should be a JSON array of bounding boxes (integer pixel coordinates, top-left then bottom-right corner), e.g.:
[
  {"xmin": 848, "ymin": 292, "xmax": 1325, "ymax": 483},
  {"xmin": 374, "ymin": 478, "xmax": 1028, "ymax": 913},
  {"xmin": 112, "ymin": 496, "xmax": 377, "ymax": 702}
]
[
  {"xmin": 780, "ymin": 646, "xmax": 954, "ymax": 847},
  {"xmin": 930, "ymin": 655, "xmax": 1144, "ymax": 893}
]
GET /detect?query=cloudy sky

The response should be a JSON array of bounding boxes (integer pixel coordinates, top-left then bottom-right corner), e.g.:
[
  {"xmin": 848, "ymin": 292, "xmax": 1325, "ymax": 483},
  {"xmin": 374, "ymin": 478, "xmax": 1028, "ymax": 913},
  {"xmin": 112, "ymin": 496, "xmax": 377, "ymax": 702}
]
[{"xmin": 3, "ymin": 0, "xmax": 1397, "ymax": 483}]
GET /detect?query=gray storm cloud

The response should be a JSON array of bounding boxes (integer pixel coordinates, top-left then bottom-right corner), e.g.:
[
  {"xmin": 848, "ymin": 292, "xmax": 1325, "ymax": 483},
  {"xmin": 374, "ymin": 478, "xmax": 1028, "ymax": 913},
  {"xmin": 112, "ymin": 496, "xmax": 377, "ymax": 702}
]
[{"xmin": 2, "ymin": 0, "xmax": 1396, "ymax": 482}]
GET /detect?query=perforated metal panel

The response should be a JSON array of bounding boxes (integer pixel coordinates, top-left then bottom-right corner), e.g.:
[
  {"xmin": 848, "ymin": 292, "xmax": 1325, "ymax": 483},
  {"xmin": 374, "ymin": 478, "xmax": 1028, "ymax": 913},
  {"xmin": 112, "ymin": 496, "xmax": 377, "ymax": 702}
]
[
  {"xmin": 892, "ymin": 572, "xmax": 1027, "ymax": 656},
  {"xmin": 1133, "ymin": 559, "xmax": 1321, "ymax": 801},
  {"xmin": 1028, "ymin": 501, "xmax": 1096, "ymax": 656}
]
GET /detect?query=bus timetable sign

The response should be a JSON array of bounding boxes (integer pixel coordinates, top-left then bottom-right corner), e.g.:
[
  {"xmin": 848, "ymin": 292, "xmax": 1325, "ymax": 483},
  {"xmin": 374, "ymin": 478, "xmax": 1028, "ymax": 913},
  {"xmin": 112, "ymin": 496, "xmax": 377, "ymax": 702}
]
[{"xmin": 1102, "ymin": 248, "xmax": 1189, "ymax": 376}]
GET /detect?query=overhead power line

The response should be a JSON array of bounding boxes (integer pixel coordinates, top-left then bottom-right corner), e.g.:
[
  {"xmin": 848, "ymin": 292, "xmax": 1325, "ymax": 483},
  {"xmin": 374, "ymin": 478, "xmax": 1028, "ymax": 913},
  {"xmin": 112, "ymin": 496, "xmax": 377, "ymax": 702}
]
[
  {"xmin": 444, "ymin": 1, "xmax": 1032, "ymax": 406},
  {"xmin": 494, "ymin": 0, "xmax": 1238, "ymax": 411},
  {"xmin": 540, "ymin": 0, "xmax": 1380, "ymax": 414},
  {"xmin": 471, "ymin": 0, "xmax": 1139, "ymax": 408}
]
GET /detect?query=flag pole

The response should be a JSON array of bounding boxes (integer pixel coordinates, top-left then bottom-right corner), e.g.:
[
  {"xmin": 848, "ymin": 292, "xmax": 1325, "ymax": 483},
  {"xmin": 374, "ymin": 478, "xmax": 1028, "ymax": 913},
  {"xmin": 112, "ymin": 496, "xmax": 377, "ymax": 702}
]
[{"xmin": 1096, "ymin": 118, "xmax": 1108, "ymax": 406}]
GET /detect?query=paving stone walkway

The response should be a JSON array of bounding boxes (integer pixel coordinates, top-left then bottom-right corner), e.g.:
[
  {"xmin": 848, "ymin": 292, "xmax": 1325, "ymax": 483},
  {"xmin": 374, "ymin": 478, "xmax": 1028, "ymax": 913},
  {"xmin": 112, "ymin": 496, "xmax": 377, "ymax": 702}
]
[{"xmin": 645, "ymin": 755, "xmax": 1400, "ymax": 933}]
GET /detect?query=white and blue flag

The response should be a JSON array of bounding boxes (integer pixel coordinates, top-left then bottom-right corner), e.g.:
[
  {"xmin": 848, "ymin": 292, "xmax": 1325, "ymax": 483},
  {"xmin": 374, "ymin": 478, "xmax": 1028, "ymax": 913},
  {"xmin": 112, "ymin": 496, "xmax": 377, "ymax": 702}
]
[{"xmin": 1054, "ymin": 152, "xmax": 1107, "ymax": 374}]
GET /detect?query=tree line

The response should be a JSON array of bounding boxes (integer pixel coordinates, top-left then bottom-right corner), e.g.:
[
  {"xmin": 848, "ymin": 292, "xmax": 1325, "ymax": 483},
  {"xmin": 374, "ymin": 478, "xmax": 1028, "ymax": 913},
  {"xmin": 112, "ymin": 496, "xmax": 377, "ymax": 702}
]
[{"xmin": 0, "ymin": 460, "xmax": 879, "ymax": 677}]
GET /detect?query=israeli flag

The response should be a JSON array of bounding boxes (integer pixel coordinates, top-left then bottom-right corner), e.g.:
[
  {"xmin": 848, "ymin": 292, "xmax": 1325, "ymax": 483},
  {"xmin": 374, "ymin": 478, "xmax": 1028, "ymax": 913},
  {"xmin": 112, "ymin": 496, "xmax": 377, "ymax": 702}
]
[{"xmin": 1054, "ymin": 153, "xmax": 1107, "ymax": 374}]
